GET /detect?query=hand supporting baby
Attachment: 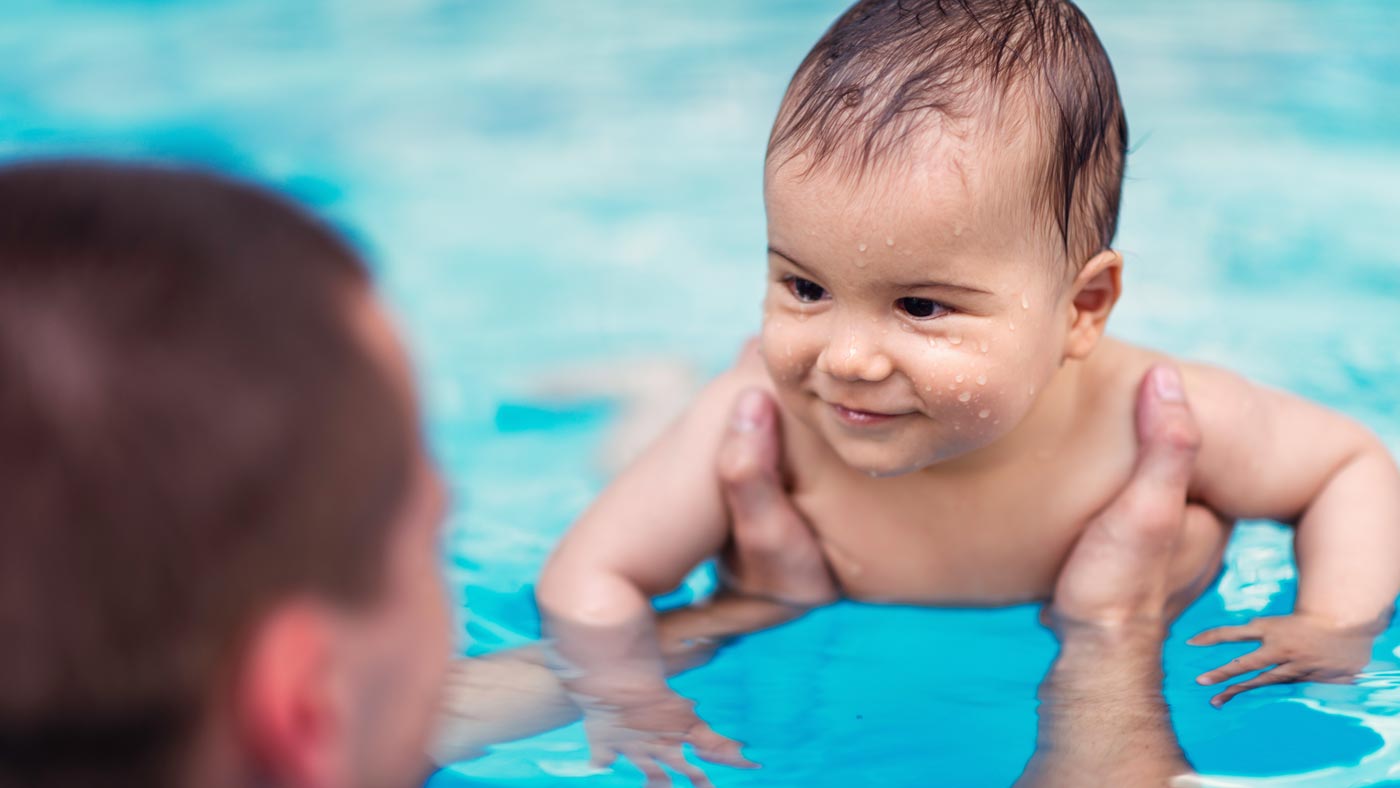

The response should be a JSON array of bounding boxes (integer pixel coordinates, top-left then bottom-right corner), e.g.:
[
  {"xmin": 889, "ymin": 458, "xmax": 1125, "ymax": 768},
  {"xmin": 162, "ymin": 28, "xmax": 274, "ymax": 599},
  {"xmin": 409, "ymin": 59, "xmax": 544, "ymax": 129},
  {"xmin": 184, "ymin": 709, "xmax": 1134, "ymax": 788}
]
[{"xmin": 557, "ymin": 389, "xmax": 839, "ymax": 787}]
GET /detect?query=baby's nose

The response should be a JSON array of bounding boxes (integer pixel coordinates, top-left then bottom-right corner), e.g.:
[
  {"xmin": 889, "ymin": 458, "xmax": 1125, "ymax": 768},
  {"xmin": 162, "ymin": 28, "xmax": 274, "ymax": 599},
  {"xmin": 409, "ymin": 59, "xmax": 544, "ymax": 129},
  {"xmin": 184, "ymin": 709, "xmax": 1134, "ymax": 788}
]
[{"xmin": 817, "ymin": 329, "xmax": 894, "ymax": 383}]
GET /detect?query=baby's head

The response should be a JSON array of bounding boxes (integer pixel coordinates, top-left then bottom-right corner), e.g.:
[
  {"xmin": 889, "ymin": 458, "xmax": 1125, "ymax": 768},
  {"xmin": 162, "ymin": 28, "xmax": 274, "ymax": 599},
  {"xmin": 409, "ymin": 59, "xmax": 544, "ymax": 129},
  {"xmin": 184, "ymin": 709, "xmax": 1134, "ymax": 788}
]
[{"xmin": 761, "ymin": 0, "xmax": 1127, "ymax": 476}]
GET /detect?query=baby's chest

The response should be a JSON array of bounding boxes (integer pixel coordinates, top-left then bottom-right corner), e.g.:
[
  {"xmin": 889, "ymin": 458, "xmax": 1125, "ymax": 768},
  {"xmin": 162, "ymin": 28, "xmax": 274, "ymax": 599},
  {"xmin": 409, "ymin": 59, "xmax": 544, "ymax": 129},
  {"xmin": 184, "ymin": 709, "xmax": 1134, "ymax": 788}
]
[{"xmin": 791, "ymin": 467, "xmax": 1132, "ymax": 606}]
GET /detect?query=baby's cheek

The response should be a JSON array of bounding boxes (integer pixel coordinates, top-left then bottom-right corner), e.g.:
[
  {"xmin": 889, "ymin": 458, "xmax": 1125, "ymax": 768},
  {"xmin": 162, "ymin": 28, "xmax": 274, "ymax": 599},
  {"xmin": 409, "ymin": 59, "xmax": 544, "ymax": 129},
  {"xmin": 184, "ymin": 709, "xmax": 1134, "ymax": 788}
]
[
  {"xmin": 760, "ymin": 315, "xmax": 815, "ymax": 383},
  {"xmin": 904, "ymin": 344, "xmax": 1032, "ymax": 431}
]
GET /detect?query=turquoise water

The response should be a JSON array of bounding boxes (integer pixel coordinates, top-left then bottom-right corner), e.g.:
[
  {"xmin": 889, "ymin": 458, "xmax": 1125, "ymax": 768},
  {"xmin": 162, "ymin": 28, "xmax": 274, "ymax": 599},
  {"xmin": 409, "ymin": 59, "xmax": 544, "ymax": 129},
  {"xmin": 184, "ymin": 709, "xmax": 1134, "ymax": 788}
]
[{"xmin": 5, "ymin": 1, "xmax": 1399, "ymax": 785}]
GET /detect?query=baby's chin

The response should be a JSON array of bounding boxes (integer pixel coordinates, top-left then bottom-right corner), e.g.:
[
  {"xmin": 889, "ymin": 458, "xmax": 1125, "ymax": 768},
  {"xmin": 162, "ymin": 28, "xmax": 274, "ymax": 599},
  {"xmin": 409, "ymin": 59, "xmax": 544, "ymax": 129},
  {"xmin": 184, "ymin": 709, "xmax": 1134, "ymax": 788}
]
[{"xmin": 827, "ymin": 438, "xmax": 952, "ymax": 478}]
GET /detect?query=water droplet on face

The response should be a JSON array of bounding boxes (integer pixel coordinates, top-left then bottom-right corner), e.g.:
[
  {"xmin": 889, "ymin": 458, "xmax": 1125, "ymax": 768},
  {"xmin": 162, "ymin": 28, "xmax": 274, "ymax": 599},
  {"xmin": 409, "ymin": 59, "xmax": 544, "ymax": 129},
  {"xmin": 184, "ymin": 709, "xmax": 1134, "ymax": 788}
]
[
  {"xmin": 947, "ymin": 383, "xmax": 957, "ymax": 390},
  {"xmin": 924, "ymin": 384, "xmax": 932, "ymax": 392},
  {"xmin": 978, "ymin": 409, "xmax": 992, "ymax": 419},
  {"xmin": 854, "ymin": 258, "xmax": 867, "ymax": 268},
  {"xmin": 885, "ymin": 236, "xmax": 895, "ymax": 247},
  {"xmin": 785, "ymin": 344, "xmax": 792, "ymax": 357},
  {"xmin": 1021, "ymin": 293, "xmax": 1030, "ymax": 310},
  {"xmin": 796, "ymin": 313, "xmax": 808, "ymax": 322},
  {"xmin": 976, "ymin": 375, "xmax": 987, "ymax": 386},
  {"xmin": 955, "ymin": 374, "xmax": 965, "ymax": 383},
  {"xmin": 927, "ymin": 336, "xmax": 939, "ymax": 348},
  {"xmin": 953, "ymin": 224, "xmax": 965, "ymax": 237},
  {"xmin": 949, "ymin": 335, "xmax": 963, "ymax": 346},
  {"xmin": 1008, "ymin": 321, "xmax": 1016, "ymax": 332},
  {"xmin": 958, "ymin": 391, "xmax": 972, "ymax": 402},
  {"xmin": 858, "ymin": 242, "xmax": 868, "ymax": 253}
]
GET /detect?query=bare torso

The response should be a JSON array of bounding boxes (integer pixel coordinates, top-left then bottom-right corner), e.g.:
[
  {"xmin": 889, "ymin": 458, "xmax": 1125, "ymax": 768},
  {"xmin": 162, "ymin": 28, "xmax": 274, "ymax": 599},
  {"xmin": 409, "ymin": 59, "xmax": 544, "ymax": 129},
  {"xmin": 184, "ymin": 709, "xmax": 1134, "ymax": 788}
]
[{"xmin": 739, "ymin": 338, "xmax": 1185, "ymax": 605}]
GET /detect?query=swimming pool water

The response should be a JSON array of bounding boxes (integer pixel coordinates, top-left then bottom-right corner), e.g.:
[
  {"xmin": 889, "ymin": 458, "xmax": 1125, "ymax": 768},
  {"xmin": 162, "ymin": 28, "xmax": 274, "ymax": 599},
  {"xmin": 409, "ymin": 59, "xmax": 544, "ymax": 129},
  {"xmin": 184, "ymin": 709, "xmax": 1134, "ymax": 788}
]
[{"xmin": 5, "ymin": 1, "xmax": 1399, "ymax": 785}]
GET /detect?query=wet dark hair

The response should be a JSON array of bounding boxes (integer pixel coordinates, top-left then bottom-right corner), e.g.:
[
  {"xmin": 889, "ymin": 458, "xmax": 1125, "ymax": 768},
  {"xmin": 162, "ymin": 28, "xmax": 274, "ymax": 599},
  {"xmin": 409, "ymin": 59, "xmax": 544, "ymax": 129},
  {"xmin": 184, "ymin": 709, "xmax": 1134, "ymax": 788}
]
[
  {"xmin": 768, "ymin": 0, "xmax": 1128, "ymax": 265},
  {"xmin": 0, "ymin": 161, "xmax": 412, "ymax": 787}
]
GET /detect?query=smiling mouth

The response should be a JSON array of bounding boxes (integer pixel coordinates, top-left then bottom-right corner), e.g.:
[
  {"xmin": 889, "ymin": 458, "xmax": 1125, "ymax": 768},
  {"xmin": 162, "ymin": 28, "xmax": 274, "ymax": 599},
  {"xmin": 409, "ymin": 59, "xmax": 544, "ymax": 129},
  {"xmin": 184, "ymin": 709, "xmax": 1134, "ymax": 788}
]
[{"xmin": 829, "ymin": 403, "xmax": 910, "ymax": 427}]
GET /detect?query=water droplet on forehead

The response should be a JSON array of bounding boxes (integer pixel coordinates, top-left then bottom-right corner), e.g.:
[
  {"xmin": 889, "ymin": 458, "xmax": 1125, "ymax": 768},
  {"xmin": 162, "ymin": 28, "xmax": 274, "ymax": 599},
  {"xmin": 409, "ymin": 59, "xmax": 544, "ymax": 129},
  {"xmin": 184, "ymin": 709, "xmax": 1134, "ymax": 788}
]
[
  {"xmin": 858, "ymin": 242, "xmax": 868, "ymax": 253},
  {"xmin": 924, "ymin": 384, "xmax": 932, "ymax": 392},
  {"xmin": 958, "ymin": 391, "xmax": 972, "ymax": 402},
  {"xmin": 978, "ymin": 409, "xmax": 992, "ymax": 419},
  {"xmin": 885, "ymin": 237, "xmax": 895, "ymax": 247},
  {"xmin": 955, "ymin": 374, "xmax": 965, "ymax": 383},
  {"xmin": 976, "ymin": 375, "xmax": 987, "ymax": 386},
  {"xmin": 953, "ymin": 224, "xmax": 965, "ymax": 237},
  {"xmin": 1021, "ymin": 293, "xmax": 1030, "ymax": 310},
  {"xmin": 854, "ymin": 258, "xmax": 867, "ymax": 268}
]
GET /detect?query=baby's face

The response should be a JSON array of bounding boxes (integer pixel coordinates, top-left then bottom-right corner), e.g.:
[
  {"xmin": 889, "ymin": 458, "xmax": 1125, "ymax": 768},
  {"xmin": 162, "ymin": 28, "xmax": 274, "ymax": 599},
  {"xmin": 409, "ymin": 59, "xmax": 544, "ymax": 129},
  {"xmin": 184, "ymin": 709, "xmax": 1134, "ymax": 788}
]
[{"xmin": 762, "ymin": 131, "xmax": 1075, "ymax": 476}]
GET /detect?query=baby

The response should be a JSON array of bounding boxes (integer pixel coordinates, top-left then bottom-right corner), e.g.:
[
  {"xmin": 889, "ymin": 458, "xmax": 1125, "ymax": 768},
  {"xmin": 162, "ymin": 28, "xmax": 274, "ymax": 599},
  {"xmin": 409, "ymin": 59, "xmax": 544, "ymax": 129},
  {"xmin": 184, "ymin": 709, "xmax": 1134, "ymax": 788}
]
[{"xmin": 538, "ymin": 0, "xmax": 1400, "ymax": 778}]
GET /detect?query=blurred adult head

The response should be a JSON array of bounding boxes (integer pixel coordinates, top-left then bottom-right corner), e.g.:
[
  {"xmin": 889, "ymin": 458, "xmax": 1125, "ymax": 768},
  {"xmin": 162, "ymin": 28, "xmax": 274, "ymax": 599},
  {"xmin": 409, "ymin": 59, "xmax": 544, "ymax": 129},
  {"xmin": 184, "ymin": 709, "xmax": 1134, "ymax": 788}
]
[{"xmin": 0, "ymin": 161, "xmax": 452, "ymax": 788}]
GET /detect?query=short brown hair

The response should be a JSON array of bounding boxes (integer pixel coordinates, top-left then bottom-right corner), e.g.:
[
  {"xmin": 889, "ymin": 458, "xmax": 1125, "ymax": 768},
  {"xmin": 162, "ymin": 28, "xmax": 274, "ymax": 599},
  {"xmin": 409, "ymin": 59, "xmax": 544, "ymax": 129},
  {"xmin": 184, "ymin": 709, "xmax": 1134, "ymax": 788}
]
[
  {"xmin": 768, "ymin": 0, "xmax": 1128, "ymax": 265},
  {"xmin": 0, "ymin": 161, "xmax": 412, "ymax": 787}
]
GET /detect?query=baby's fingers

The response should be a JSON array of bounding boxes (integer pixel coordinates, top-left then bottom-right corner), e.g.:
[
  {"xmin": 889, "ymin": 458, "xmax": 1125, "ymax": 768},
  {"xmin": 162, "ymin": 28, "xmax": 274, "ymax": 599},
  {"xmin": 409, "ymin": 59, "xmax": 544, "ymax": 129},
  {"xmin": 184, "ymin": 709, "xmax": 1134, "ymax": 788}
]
[
  {"xmin": 1188, "ymin": 621, "xmax": 1263, "ymax": 646},
  {"xmin": 653, "ymin": 749, "xmax": 715, "ymax": 788},
  {"xmin": 688, "ymin": 723, "xmax": 760, "ymax": 769},
  {"xmin": 1210, "ymin": 665, "xmax": 1302, "ymax": 707},
  {"xmin": 617, "ymin": 745, "xmax": 675, "ymax": 788},
  {"xmin": 1196, "ymin": 647, "xmax": 1277, "ymax": 687}
]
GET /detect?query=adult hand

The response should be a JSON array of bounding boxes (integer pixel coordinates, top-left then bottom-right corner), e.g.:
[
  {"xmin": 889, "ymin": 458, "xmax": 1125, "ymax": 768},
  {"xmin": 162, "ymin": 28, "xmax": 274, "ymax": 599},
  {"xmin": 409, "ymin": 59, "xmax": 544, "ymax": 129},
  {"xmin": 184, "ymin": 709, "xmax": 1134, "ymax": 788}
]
[
  {"xmin": 714, "ymin": 388, "xmax": 839, "ymax": 609},
  {"xmin": 1021, "ymin": 364, "xmax": 1222, "ymax": 787},
  {"xmin": 1050, "ymin": 364, "xmax": 1230, "ymax": 634}
]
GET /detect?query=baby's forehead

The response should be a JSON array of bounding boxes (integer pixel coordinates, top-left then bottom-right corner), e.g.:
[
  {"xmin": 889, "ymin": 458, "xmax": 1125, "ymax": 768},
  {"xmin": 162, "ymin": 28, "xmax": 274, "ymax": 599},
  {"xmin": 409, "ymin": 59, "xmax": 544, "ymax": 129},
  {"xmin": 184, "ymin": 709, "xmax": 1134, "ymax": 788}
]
[{"xmin": 766, "ymin": 107, "xmax": 1058, "ymax": 253}]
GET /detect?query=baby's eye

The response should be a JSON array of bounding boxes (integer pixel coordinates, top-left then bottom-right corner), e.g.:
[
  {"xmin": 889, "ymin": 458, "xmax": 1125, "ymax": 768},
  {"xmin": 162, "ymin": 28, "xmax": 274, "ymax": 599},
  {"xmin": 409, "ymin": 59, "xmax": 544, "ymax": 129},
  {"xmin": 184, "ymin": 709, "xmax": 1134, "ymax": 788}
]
[
  {"xmin": 785, "ymin": 276, "xmax": 828, "ymax": 303},
  {"xmin": 897, "ymin": 297, "xmax": 949, "ymax": 319}
]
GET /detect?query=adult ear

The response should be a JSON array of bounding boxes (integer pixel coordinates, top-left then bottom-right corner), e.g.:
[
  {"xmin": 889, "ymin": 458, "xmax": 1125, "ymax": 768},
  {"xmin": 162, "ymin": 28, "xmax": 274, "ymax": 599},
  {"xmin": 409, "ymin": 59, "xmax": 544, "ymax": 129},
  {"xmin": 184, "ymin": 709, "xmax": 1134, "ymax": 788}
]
[
  {"xmin": 236, "ymin": 602, "xmax": 349, "ymax": 788},
  {"xmin": 1063, "ymin": 249, "xmax": 1123, "ymax": 360}
]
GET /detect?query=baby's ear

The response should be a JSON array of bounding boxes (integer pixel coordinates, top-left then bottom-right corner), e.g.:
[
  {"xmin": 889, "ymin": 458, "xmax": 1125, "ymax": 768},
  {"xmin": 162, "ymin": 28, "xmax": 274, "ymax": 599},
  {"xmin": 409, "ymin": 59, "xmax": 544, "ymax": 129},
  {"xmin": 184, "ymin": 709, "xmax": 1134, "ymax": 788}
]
[{"xmin": 1063, "ymin": 249, "xmax": 1123, "ymax": 360}]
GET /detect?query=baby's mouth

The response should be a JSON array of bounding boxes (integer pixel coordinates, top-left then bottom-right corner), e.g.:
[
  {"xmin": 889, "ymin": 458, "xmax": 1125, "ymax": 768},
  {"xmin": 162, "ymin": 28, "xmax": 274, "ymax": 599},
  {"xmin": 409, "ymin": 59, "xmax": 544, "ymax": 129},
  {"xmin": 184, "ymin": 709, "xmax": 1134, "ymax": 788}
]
[{"xmin": 829, "ymin": 402, "xmax": 911, "ymax": 427}]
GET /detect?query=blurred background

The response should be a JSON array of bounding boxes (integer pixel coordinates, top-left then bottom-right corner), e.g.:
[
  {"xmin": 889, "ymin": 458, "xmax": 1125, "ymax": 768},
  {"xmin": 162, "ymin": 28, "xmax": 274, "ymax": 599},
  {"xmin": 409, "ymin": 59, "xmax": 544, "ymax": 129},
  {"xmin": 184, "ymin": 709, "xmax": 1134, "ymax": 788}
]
[{"xmin": 5, "ymin": 1, "xmax": 1398, "ymax": 785}]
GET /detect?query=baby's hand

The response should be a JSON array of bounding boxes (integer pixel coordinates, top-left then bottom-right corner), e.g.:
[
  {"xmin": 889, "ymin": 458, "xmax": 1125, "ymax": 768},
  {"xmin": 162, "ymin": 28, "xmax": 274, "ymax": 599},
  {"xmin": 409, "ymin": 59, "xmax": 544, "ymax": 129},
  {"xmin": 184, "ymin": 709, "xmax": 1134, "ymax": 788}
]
[
  {"xmin": 1189, "ymin": 613, "xmax": 1380, "ymax": 706},
  {"xmin": 576, "ymin": 680, "xmax": 755, "ymax": 787}
]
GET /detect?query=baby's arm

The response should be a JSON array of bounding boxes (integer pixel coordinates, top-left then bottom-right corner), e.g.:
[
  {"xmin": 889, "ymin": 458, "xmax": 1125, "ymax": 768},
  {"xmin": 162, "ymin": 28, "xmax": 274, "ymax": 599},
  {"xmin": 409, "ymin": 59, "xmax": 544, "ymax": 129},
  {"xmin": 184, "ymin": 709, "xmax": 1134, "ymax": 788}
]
[
  {"xmin": 1180, "ymin": 363, "xmax": 1400, "ymax": 702},
  {"xmin": 536, "ymin": 352, "xmax": 771, "ymax": 772}
]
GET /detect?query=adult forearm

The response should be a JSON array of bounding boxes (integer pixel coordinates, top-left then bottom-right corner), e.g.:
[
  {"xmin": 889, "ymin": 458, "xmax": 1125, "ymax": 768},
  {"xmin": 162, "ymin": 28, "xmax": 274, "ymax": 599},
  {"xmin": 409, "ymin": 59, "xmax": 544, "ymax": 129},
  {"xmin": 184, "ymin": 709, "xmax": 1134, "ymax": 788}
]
[
  {"xmin": 1294, "ymin": 441, "xmax": 1400, "ymax": 627},
  {"xmin": 1017, "ymin": 627, "xmax": 1191, "ymax": 787},
  {"xmin": 656, "ymin": 590, "xmax": 809, "ymax": 673}
]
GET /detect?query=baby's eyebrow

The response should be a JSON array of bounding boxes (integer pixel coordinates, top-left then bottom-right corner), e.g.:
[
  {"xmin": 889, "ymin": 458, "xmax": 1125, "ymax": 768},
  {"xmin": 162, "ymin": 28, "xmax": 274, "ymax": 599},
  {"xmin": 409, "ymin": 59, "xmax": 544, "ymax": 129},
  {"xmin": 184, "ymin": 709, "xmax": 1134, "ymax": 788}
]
[
  {"xmin": 768, "ymin": 245, "xmax": 992, "ymax": 296},
  {"xmin": 892, "ymin": 279, "xmax": 994, "ymax": 296}
]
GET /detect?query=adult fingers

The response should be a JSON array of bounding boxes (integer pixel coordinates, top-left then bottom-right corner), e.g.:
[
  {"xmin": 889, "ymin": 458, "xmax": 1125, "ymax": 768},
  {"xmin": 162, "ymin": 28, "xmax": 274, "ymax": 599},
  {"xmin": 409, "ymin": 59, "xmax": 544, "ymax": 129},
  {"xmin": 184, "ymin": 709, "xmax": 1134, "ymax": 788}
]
[
  {"xmin": 1210, "ymin": 665, "xmax": 1303, "ymax": 707},
  {"xmin": 1093, "ymin": 365, "xmax": 1200, "ymax": 553},
  {"xmin": 716, "ymin": 389, "xmax": 791, "ymax": 548},
  {"xmin": 1187, "ymin": 622, "xmax": 1264, "ymax": 647},
  {"xmin": 1049, "ymin": 367, "xmax": 1203, "ymax": 625},
  {"xmin": 1130, "ymin": 364, "xmax": 1202, "ymax": 493},
  {"xmin": 1195, "ymin": 647, "xmax": 1277, "ymax": 686},
  {"xmin": 1163, "ymin": 505, "xmax": 1233, "ymax": 621}
]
